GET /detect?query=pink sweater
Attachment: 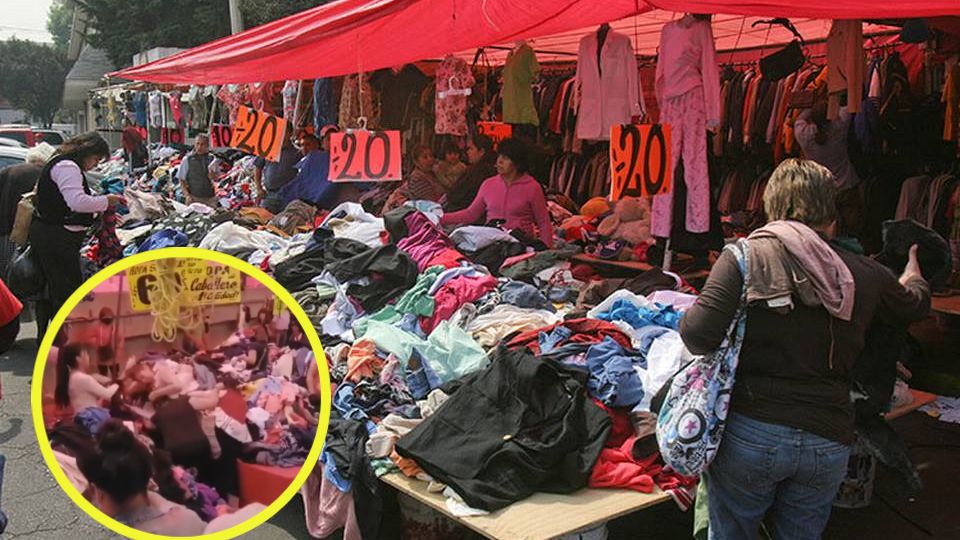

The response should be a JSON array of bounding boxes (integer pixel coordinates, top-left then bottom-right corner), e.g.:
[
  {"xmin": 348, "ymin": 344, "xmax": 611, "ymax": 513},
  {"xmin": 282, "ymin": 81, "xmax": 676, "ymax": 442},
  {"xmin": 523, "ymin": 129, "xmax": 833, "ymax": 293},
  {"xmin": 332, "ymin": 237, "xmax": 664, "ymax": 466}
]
[
  {"xmin": 441, "ymin": 174, "xmax": 554, "ymax": 247},
  {"xmin": 655, "ymin": 15, "xmax": 721, "ymax": 127}
]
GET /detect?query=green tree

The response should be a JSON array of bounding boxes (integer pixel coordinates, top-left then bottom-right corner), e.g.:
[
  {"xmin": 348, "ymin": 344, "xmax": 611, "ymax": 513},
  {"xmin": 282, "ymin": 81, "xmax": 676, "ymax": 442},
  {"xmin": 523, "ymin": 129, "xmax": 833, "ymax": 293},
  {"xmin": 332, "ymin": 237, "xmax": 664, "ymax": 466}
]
[
  {"xmin": 240, "ymin": 0, "xmax": 328, "ymax": 28},
  {"xmin": 47, "ymin": 0, "xmax": 73, "ymax": 55},
  {"xmin": 0, "ymin": 38, "xmax": 69, "ymax": 127},
  {"xmin": 79, "ymin": 0, "xmax": 232, "ymax": 68},
  {"xmin": 76, "ymin": 0, "xmax": 330, "ymax": 69}
]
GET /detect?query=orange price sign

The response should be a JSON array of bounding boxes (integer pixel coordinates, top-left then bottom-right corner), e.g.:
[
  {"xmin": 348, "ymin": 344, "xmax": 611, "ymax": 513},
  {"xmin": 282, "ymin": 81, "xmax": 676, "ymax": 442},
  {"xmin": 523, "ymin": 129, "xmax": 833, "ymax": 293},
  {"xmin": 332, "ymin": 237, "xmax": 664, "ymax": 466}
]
[
  {"xmin": 329, "ymin": 130, "xmax": 402, "ymax": 182},
  {"xmin": 609, "ymin": 124, "xmax": 672, "ymax": 201},
  {"xmin": 229, "ymin": 107, "xmax": 288, "ymax": 162},
  {"xmin": 477, "ymin": 121, "xmax": 513, "ymax": 149}
]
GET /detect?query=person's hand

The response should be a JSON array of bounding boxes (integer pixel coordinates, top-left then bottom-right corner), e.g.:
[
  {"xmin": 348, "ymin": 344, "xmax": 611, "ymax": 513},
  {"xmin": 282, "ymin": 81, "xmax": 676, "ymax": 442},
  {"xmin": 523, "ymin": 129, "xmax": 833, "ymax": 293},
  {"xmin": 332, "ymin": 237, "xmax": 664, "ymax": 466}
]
[
  {"xmin": 106, "ymin": 194, "xmax": 126, "ymax": 207},
  {"xmin": 899, "ymin": 244, "xmax": 923, "ymax": 286}
]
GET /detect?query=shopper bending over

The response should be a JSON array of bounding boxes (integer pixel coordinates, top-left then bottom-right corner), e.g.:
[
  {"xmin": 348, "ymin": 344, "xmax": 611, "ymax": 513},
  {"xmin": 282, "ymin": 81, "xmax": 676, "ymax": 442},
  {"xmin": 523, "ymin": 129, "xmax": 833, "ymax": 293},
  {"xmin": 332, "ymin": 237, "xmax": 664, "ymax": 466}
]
[
  {"xmin": 444, "ymin": 134, "xmax": 497, "ymax": 213},
  {"xmin": 77, "ymin": 419, "xmax": 205, "ymax": 536},
  {"xmin": 441, "ymin": 137, "xmax": 554, "ymax": 247},
  {"xmin": 122, "ymin": 126, "xmax": 148, "ymax": 172},
  {"xmin": 30, "ymin": 132, "xmax": 124, "ymax": 329},
  {"xmin": 680, "ymin": 159, "xmax": 930, "ymax": 540}
]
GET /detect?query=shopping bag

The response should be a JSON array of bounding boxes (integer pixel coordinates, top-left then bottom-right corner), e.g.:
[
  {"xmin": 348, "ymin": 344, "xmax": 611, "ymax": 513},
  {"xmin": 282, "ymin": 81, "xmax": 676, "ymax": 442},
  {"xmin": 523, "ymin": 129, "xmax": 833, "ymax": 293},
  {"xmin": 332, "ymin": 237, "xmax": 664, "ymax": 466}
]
[
  {"xmin": 655, "ymin": 240, "xmax": 749, "ymax": 477},
  {"xmin": 9, "ymin": 191, "xmax": 35, "ymax": 247},
  {"xmin": 6, "ymin": 246, "xmax": 44, "ymax": 300}
]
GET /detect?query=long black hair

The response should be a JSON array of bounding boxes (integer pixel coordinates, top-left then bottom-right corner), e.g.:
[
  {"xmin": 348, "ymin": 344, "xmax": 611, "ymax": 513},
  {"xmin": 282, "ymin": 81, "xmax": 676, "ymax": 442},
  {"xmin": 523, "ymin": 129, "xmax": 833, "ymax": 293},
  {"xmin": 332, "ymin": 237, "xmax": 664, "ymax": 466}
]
[
  {"xmin": 77, "ymin": 419, "xmax": 152, "ymax": 505},
  {"xmin": 54, "ymin": 343, "xmax": 84, "ymax": 408}
]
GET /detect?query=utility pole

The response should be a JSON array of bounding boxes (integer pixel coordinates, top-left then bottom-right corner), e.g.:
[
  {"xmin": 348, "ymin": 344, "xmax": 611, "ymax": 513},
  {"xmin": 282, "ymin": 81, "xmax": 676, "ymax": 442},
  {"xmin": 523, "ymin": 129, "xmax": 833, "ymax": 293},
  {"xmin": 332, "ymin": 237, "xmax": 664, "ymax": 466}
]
[{"xmin": 228, "ymin": 0, "xmax": 245, "ymax": 34}]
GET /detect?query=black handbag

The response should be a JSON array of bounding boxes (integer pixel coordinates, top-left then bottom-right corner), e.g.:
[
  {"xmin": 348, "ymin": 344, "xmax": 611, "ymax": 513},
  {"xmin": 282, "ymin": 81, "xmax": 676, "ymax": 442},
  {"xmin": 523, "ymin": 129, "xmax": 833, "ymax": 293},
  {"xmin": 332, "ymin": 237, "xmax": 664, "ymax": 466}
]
[
  {"xmin": 760, "ymin": 40, "xmax": 805, "ymax": 81},
  {"xmin": 6, "ymin": 246, "xmax": 44, "ymax": 300},
  {"xmin": 754, "ymin": 18, "xmax": 807, "ymax": 81}
]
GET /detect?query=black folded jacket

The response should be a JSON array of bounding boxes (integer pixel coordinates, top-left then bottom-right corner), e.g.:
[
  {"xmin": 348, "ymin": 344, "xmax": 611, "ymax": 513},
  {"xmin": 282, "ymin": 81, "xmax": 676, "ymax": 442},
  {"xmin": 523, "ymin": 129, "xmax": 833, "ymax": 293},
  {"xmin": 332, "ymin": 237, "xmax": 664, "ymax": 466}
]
[
  {"xmin": 325, "ymin": 244, "xmax": 418, "ymax": 312},
  {"xmin": 396, "ymin": 347, "xmax": 611, "ymax": 511},
  {"xmin": 273, "ymin": 237, "xmax": 368, "ymax": 292},
  {"xmin": 877, "ymin": 219, "xmax": 952, "ymax": 290}
]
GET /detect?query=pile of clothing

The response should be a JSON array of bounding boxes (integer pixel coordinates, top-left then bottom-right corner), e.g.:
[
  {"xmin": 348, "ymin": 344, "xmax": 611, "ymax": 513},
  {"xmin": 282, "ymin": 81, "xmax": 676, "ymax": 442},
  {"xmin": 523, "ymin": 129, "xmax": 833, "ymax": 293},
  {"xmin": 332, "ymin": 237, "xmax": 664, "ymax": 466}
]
[
  {"xmin": 282, "ymin": 204, "xmax": 699, "ymax": 537},
  {"xmin": 72, "ymin": 155, "xmax": 698, "ymax": 536},
  {"xmin": 49, "ymin": 332, "xmax": 320, "ymax": 526}
]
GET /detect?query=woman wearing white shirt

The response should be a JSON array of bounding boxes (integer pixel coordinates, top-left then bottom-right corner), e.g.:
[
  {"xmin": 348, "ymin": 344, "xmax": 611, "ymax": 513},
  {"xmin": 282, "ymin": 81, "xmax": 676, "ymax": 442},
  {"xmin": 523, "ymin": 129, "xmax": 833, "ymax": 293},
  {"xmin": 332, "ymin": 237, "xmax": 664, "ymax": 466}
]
[{"xmin": 29, "ymin": 133, "xmax": 124, "ymax": 328}]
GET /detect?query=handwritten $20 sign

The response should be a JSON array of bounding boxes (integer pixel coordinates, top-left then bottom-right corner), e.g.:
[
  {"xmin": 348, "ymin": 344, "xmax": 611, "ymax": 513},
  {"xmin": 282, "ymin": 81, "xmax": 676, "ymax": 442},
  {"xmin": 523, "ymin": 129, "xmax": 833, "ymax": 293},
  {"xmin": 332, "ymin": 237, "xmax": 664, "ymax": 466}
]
[
  {"xmin": 329, "ymin": 130, "xmax": 402, "ymax": 182},
  {"xmin": 609, "ymin": 124, "xmax": 672, "ymax": 201},
  {"xmin": 230, "ymin": 107, "xmax": 288, "ymax": 162}
]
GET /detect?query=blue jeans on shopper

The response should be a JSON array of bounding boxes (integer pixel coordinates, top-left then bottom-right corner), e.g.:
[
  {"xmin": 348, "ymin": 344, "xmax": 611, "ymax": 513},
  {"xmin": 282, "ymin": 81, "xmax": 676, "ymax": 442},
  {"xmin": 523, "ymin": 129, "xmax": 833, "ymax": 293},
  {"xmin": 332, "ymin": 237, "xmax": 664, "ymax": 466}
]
[{"xmin": 705, "ymin": 413, "xmax": 850, "ymax": 540}]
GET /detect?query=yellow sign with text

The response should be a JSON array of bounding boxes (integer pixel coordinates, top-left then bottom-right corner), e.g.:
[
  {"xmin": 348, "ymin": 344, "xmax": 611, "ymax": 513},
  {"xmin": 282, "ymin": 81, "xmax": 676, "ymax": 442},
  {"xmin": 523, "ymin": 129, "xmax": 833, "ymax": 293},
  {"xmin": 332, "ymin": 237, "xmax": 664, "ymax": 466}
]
[{"xmin": 127, "ymin": 259, "xmax": 241, "ymax": 311}]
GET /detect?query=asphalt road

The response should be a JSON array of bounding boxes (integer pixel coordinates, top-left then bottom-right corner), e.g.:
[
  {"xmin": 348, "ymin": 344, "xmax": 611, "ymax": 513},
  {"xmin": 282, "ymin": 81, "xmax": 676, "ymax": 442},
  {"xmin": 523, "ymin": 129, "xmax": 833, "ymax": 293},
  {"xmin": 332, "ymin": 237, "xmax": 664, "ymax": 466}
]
[{"xmin": 0, "ymin": 321, "xmax": 314, "ymax": 539}]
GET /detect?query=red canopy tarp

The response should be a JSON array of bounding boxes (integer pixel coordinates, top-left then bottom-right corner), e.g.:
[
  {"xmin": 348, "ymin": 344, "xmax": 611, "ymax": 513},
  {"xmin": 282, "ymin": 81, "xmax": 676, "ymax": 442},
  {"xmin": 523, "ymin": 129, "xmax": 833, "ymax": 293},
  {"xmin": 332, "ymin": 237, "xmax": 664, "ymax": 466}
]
[
  {"xmin": 112, "ymin": 0, "xmax": 644, "ymax": 84},
  {"xmin": 112, "ymin": 0, "xmax": 960, "ymax": 84}
]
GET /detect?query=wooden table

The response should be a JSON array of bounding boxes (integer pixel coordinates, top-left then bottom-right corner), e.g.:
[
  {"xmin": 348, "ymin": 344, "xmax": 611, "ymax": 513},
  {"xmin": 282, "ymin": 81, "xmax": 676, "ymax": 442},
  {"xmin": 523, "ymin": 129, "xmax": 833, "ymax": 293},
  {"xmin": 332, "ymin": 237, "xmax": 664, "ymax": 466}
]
[
  {"xmin": 931, "ymin": 295, "xmax": 960, "ymax": 317},
  {"xmin": 380, "ymin": 473, "xmax": 671, "ymax": 540},
  {"xmin": 572, "ymin": 254, "xmax": 654, "ymax": 273},
  {"xmin": 572, "ymin": 254, "xmax": 711, "ymax": 282}
]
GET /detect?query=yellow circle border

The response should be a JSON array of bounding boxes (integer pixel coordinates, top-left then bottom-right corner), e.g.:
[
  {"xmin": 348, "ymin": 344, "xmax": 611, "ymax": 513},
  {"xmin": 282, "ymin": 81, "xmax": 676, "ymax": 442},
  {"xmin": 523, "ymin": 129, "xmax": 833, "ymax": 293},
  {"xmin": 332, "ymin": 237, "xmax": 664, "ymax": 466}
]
[{"xmin": 30, "ymin": 247, "xmax": 332, "ymax": 540}]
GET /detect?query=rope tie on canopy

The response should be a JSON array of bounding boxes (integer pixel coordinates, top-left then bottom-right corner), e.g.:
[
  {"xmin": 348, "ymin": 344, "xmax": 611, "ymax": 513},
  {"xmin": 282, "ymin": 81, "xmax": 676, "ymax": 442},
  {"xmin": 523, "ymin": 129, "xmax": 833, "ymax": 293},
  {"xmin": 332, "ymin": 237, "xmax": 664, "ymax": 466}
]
[{"xmin": 147, "ymin": 259, "xmax": 206, "ymax": 343}]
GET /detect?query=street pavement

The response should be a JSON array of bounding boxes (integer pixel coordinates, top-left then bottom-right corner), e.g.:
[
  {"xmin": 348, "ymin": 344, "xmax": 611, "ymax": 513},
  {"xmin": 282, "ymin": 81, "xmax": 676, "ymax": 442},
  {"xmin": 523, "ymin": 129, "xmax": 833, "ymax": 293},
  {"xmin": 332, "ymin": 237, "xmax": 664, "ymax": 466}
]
[{"xmin": 0, "ymin": 322, "xmax": 313, "ymax": 539}]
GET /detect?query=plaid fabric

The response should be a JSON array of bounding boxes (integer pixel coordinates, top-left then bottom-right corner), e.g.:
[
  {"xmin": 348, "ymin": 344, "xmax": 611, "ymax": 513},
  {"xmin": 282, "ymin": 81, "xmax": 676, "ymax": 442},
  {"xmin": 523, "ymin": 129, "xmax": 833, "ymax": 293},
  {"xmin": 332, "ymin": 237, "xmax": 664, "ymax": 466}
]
[{"xmin": 94, "ymin": 207, "xmax": 122, "ymax": 268}]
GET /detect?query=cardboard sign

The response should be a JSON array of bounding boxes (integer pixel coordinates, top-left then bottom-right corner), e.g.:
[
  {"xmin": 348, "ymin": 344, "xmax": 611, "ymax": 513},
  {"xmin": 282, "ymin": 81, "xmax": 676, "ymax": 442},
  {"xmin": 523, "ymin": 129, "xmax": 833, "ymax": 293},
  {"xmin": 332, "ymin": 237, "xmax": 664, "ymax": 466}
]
[
  {"xmin": 477, "ymin": 121, "xmax": 513, "ymax": 149},
  {"xmin": 329, "ymin": 130, "xmax": 402, "ymax": 182},
  {"xmin": 160, "ymin": 127, "xmax": 184, "ymax": 145},
  {"xmin": 609, "ymin": 124, "xmax": 672, "ymax": 201},
  {"xmin": 230, "ymin": 107, "xmax": 288, "ymax": 162},
  {"xmin": 209, "ymin": 123, "xmax": 233, "ymax": 148},
  {"xmin": 127, "ymin": 260, "xmax": 241, "ymax": 312}
]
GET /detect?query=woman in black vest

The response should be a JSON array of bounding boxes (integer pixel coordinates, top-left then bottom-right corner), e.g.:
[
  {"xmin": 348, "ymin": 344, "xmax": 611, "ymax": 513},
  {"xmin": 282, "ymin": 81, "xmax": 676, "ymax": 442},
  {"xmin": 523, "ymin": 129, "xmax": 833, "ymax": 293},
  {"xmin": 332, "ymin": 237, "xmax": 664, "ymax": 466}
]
[{"xmin": 30, "ymin": 132, "xmax": 124, "ymax": 328}]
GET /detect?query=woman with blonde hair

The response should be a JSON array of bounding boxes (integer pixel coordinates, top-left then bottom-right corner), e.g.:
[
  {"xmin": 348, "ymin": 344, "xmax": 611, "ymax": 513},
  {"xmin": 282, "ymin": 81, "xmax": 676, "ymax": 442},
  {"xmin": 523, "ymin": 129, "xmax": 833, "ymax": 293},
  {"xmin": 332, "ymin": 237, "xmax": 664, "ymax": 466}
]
[{"xmin": 680, "ymin": 158, "xmax": 930, "ymax": 539}]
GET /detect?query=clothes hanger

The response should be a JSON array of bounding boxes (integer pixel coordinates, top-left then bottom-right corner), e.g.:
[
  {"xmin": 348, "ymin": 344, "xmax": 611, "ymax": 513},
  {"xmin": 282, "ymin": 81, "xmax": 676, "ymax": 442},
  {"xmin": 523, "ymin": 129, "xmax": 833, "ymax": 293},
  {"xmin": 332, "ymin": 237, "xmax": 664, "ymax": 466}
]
[{"xmin": 438, "ymin": 76, "xmax": 473, "ymax": 99}]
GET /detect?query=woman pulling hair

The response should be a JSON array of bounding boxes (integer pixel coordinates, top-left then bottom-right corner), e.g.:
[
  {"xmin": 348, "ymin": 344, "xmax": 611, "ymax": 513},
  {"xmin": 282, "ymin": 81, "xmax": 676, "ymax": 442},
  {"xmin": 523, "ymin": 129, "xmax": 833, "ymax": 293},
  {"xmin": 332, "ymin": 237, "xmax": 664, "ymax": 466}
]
[
  {"xmin": 54, "ymin": 344, "xmax": 119, "ymax": 431},
  {"xmin": 77, "ymin": 419, "xmax": 205, "ymax": 535}
]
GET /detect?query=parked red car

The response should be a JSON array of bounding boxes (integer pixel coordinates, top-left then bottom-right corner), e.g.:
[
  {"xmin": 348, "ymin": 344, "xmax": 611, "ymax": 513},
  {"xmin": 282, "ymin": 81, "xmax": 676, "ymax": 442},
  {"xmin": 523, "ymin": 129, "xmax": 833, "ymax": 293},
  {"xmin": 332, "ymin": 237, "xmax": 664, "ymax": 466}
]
[{"xmin": 0, "ymin": 125, "xmax": 65, "ymax": 147}]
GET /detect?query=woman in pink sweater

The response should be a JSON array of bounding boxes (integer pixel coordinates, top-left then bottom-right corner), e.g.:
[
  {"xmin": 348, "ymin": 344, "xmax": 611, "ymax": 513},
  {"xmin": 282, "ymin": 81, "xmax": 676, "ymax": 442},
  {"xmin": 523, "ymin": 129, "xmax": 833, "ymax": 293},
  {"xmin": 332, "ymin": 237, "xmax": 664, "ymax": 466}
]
[{"xmin": 440, "ymin": 138, "xmax": 554, "ymax": 247}]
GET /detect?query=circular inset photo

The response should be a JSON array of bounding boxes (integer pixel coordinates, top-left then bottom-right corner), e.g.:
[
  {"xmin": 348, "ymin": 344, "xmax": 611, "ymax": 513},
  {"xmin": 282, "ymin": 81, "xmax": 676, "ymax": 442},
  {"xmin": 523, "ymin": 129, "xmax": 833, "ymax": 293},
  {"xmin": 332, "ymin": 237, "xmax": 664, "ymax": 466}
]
[{"xmin": 31, "ymin": 248, "xmax": 331, "ymax": 539}]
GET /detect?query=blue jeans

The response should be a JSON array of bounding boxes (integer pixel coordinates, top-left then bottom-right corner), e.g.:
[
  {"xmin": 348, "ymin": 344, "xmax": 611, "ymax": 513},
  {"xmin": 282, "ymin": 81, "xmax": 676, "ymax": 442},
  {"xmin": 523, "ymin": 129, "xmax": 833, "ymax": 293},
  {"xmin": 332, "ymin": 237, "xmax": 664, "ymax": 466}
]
[{"xmin": 705, "ymin": 413, "xmax": 850, "ymax": 540}]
